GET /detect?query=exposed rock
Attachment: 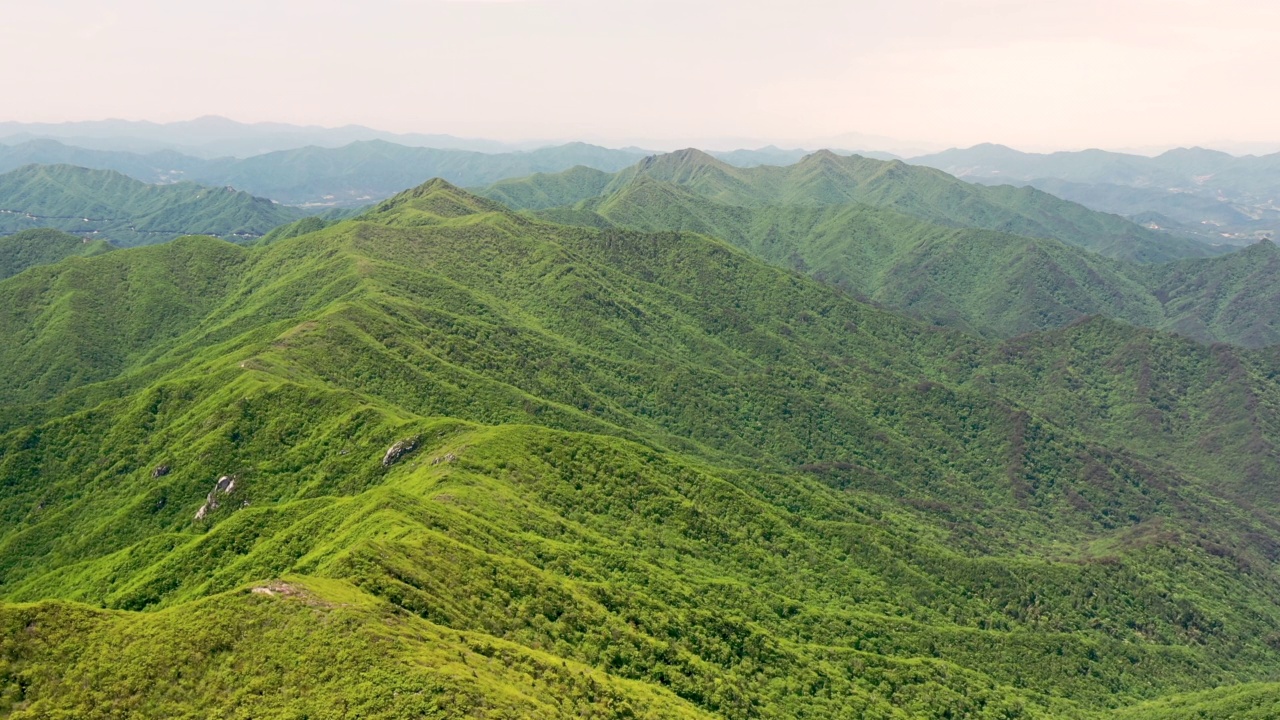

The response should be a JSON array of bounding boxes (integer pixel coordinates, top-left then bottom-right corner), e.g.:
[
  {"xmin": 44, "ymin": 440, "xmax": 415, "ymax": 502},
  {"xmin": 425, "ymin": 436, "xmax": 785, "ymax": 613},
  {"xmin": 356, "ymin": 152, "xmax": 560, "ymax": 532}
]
[
  {"xmin": 382, "ymin": 437, "xmax": 420, "ymax": 468},
  {"xmin": 152, "ymin": 465, "xmax": 170, "ymax": 478},
  {"xmin": 430, "ymin": 452, "xmax": 459, "ymax": 466},
  {"xmin": 194, "ymin": 474, "xmax": 237, "ymax": 522},
  {"xmin": 249, "ymin": 581, "xmax": 337, "ymax": 608}
]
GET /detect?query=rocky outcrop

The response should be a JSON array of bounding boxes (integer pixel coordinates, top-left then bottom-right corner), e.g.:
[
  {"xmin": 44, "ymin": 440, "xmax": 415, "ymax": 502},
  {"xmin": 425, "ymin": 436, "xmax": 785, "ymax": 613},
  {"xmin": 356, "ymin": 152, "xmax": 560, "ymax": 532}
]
[
  {"xmin": 194, "ymin": 475, "xmax": 237, "ymax": 522},
  {"xmin": 382, "ymin": 437, "xmax": 420, "ymax": 468}
]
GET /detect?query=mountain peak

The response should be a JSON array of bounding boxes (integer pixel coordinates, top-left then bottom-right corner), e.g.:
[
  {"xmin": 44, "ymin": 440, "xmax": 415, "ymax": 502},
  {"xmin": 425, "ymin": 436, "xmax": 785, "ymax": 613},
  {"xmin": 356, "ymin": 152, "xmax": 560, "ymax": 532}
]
[
  {"xmin": 1157, "ymin": 146, "xmax": 1234, "ymax": 160},
  {"xmin": 1240, "ymin": 237, "xmax": 1278, "ymax": 256},
  {"xmin": 362, "ymin": 177, "xmax": 514, "ymax": 223},
  {"xmin": 640, "ymin": 148, "xmax": 727, "ymax": 171},
  {"xmin": 802, "ymin": 148, "xmax": 842, "ymax": 161}
]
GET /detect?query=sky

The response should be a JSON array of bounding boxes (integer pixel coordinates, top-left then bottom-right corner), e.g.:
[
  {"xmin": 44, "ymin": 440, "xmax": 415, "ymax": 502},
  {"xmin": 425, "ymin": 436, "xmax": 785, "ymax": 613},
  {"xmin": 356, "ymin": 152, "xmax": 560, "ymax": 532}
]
[{"xmin": 2, "ymin": 0, "xmax": 1277, "ymax": 152}]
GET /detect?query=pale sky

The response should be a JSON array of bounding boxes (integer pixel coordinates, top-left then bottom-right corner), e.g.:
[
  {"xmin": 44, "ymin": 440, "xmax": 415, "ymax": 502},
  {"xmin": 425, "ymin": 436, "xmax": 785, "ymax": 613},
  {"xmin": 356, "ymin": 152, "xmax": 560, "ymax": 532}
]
[{"xmin": 2, "ymin": 0, "xmax": 1277, "ymax": 151}]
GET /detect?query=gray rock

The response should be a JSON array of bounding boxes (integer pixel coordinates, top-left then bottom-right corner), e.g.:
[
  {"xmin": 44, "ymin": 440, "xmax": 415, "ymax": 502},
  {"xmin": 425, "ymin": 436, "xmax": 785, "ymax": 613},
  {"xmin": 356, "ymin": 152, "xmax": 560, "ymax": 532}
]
[
  {"xmin": 382, "ymin": 437, "xmax": 420, "ymax": 468},
  {"xmin": 194, "ymin": 474, "xmax": 238, "ymax": 522}
]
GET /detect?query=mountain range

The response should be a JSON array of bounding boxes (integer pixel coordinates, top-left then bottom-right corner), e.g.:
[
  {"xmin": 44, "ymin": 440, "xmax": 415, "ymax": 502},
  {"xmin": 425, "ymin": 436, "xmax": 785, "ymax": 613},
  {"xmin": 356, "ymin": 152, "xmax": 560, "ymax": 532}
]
[
  {"xmin": 5, "ymin": 179, "xmax": 1280, "ymax": 717},
  {"xmin": 0, "ymin": 139, "xmax": 903, "ymax": 209},
  {"xmin": 472, "ymin": 150, "xmax": 1280, "ymax": 346},
  {"xmin": 5, "ymin": 147, "xmax": 1277, "ymax": 349},
  {"xmin": 482, "ymin": 149, "xmax": 1222, "ymax": 264}
]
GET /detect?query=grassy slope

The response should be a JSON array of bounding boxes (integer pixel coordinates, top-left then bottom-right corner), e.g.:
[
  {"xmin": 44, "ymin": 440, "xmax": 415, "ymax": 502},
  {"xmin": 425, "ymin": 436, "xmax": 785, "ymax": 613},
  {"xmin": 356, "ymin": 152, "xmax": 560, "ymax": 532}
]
[
  {"xmin": 3, "ymin": 183, "xmax": 1280, "ymax": 717},
  {"xmin": 0, "ymin": 164, "xmax": 302, "ymax": 246},
  {"xmin": 0, "ymin": 228, "xmax": 113, "ymax": 281}
]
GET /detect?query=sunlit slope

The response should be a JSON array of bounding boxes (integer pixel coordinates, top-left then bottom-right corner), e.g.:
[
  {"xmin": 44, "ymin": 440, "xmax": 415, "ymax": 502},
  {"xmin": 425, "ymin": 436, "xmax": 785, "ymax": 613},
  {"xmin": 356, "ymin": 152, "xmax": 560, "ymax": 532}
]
[{"xmin": 4, "ymin": 182, "xmax": 1280, "ymax": 717}]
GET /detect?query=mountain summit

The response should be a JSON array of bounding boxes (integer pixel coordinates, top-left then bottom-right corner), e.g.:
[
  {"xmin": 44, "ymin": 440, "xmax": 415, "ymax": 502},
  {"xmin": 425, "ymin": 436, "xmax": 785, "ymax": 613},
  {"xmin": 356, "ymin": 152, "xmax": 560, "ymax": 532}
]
[{"xmin": 362, "ymin": 178, "xmax": 518, "ymax": 225}]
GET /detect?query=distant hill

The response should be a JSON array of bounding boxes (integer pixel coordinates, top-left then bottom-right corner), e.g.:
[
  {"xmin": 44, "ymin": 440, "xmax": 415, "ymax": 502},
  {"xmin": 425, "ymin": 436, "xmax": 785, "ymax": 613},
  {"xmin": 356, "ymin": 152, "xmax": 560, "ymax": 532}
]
[
  {"xmin": 0, "ymin": 139, "xmax": 205, "ymax": 184},
  {"xmin": 485, "ymin": 149, "xmax": 1221, "ymax": 264},
  {"xmin": 0, "ymin": 165, "xmax": 303, "ymax": 246},
  {"xmin": 0, "ymin": 228, "xmax": 114, "ymax": 280},
  {"xmin": 909, "ymin": 144, "xmax": 1280, "ymax": 245}
]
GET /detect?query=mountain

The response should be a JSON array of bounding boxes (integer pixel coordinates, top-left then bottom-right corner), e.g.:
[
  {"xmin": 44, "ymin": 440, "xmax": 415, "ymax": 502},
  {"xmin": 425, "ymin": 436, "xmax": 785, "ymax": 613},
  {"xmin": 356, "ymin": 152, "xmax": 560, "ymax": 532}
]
[
  {"xmin": 6, "ymin": 182, "xmax": 1280, "ymax": 716},
  {"xmin": 909, "ymin": 144, "xmax": 1280, "ymax": 245},
  {"xmin": 0, "ymin": 164, "xmax": 303, "ymax": 246},
  {"xmin": 508, "ymin": 171, "xmax": 1280, "ymax": 346},
  {"xmin": 485, "ymin": 149, "xmax": 1223, "ymax": 264},
  {"xmin": 0, "ymin": 228, "xmax": 114, "ymax": 280},
  {"xmin": 478, "ymin": 154, "xmax": 1280, "ymax": 346},
  {"xmin": 519, "ymin": 175, "xmax": 1166, "ymax": 339}
]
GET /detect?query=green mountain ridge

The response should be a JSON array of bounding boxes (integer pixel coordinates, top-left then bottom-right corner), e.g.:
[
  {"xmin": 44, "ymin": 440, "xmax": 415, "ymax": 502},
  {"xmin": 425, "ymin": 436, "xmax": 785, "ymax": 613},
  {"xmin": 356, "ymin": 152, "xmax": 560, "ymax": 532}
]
[
  {"xmin": 0, "ymin": 164, "xmax": 304, "ymax": 246},
  {"xmin": 484, "ymin": 149, "xmax": 1225, "ymax": 264},
  {"xmin": 5, "ymin": 181, "xmax": 1280, "ymax": 717},
  {"xmin": 489, "ymin": 167, "xmax": 1278, "ymax": 345}
]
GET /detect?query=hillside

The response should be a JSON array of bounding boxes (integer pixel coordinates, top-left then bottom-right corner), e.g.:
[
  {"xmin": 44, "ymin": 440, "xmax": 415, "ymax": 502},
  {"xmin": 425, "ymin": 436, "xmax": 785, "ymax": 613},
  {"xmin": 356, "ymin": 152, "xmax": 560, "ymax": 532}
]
[
  {"xmin": 0, "ymin": 228, "xmax": 113, "ymax": 280},
  {"xmin": 1146, "ymin": 240, "xmax": 1280, "ymax": 347},
  {"xmin": 5, "ymin": 182, "xmax": 1280, "ymax": 716},
  {"xmin": 484, "ymin": 149, "xmax": 1223, "ymax": 264},
  {"xmin": 0, "ymin": 164, "xmax": 303, "ymax": 246}
]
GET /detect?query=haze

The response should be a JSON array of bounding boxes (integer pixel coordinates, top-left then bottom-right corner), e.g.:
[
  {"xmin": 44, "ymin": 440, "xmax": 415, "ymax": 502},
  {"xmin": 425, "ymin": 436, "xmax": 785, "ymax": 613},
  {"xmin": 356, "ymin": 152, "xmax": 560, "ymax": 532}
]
[{"xmin": 3, "ymin": 0, "xmax": 1277, "ymax": 152}]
